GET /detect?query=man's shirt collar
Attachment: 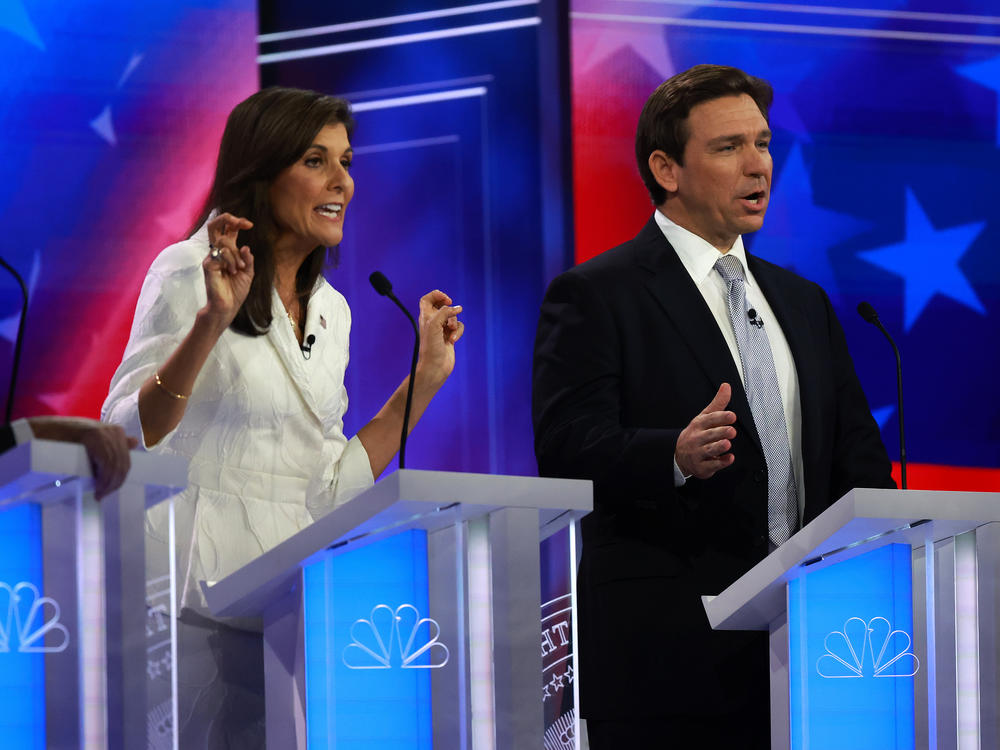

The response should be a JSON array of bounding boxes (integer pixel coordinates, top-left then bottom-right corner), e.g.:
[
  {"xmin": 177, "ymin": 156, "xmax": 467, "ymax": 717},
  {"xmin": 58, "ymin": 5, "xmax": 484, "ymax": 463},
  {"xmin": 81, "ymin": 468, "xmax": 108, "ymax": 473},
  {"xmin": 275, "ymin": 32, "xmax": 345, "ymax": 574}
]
[{"xmin": 653, "ymin": 209, "xmax": 754, "ymax": 288}]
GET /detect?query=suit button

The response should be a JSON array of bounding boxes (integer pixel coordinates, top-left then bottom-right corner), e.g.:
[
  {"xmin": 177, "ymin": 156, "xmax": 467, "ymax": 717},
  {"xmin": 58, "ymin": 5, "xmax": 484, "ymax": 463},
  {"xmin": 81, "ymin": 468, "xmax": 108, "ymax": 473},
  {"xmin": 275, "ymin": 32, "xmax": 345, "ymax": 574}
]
[{"xmin": 753, "ymin": 469, "xmax": 765, "ymax": 483}]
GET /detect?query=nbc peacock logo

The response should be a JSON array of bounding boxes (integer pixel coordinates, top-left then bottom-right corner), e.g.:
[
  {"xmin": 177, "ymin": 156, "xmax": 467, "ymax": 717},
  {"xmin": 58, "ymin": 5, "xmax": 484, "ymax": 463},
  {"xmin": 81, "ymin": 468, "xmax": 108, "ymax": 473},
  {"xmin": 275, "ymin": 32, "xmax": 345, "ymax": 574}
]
[
  {"xmin": 816, "ymin": 616, "xmax": 918, "ymax": 678},
  {"xmin": 0, "ymin": 582, "xmax": 70, "ymax": 654},
  {"xmin": 342, "ymin": 604, "xmax": 449, "ymax": 670}
]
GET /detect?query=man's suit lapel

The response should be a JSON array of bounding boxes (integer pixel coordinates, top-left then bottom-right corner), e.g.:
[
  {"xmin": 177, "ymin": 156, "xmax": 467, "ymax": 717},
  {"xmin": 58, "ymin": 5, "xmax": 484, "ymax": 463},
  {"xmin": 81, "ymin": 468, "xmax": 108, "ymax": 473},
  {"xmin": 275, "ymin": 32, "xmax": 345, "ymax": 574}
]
[
  {"xmin": 632, "ymin": 218, "xmax": 764, "ymax": 454},
  {"xmin": 749, "ymin": 255, "xmax": 821, "ymax": 503}
]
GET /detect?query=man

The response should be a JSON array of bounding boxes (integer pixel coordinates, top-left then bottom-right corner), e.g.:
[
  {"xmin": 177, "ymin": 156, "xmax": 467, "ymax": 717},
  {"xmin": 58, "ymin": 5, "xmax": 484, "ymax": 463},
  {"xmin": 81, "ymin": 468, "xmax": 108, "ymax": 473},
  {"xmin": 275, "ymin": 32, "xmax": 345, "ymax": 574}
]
[
  {"xmin": 1, "ymin": 417, "xmax": 136, "ymax": 498},
  {"xmin": 532, "ymin": 65, "xmax": 893, "ymax": 747}
]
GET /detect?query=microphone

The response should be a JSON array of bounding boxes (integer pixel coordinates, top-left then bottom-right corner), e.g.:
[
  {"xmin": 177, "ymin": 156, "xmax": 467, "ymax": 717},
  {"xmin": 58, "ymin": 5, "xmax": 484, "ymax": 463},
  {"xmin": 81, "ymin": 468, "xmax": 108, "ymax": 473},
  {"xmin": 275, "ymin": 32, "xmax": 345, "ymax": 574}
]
[
  {"xmin": 369, "ymin": 271, "xmax": 419, "ymax": 469},
  {"xmin": 300, "ymin": 333, "xmax": 315, "ymax": 360},
  {"xmin": 747, "ymin": 308, "xmax": 763, "ymax": 329},
  {"xmin": 857, "ymin": 301, "xmax": 906, "ymax": 489},
  {"xmin": 0, "ymin": 256, "xmax": 28, "ymax": 423}
]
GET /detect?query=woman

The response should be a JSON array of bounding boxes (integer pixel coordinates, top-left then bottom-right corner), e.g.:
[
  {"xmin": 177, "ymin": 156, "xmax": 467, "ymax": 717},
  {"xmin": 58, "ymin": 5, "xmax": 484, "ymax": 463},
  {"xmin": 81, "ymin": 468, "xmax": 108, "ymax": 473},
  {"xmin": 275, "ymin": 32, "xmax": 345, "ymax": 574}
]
[{"xmin": 102, "ymin": 87, "xmax": 463, "ymax": 746}]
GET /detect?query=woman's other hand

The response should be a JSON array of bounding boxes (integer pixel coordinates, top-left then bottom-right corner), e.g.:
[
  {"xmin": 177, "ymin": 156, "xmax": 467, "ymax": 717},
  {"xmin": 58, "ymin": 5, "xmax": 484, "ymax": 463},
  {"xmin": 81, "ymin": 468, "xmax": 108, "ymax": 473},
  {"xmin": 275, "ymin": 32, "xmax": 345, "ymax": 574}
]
[
  {"xmin": 416, "ymin": 290, "xmax": 464, "ymax": 385},
  {"xmin": 203, "ymin": 212, "xmax": 255, "ymax": 329},
  {"xmin": 357, "ymin": 289, "xmax": 464, "ymax": 477}
]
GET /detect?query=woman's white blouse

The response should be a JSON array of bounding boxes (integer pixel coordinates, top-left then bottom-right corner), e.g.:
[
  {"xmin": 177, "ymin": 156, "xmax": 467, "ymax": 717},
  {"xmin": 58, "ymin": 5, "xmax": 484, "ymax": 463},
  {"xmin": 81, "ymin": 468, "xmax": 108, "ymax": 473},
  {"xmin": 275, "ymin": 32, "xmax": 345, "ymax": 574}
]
[{"xmin": 102, "ymin": 222, "xmax": 374, "ymax": 614}]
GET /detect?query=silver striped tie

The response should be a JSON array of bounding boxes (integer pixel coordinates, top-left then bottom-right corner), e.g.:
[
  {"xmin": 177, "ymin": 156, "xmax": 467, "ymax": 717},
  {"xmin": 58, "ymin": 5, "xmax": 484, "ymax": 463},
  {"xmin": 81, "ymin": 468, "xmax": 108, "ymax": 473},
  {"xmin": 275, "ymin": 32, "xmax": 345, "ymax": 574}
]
[{"xmin": 715, "ymin": 254, "xmax": 798, "ymax": 547}]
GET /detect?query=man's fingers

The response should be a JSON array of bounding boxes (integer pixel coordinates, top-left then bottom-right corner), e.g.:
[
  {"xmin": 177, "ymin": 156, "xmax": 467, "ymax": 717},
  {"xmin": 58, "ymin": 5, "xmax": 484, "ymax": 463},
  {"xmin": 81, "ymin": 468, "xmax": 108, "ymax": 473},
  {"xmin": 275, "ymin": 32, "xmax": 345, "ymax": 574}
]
[
  {"xmin": 675, "ymin": 396, "xmax": 738, "ymax": 479},
  {"xmin": 700, "ymin": 382, "xmax": 732, "ymax": 415},
  {"xmin": 693, "ymin": 410, "xmax": 737, "ymax": 430},
  {"xmin": 689, "ymin": 449, "xmax": 735, "ymax": 479},
  {"xmin": 84, "ymin": 426, "xmax": 133, "ymax": 500},
  {"xmin": 697, "ymin": 425, "xmax": 737, "ymax": 446},
  {"xmin": 710, "ymin": 452, "xmax": 735, "ymax": 470}
]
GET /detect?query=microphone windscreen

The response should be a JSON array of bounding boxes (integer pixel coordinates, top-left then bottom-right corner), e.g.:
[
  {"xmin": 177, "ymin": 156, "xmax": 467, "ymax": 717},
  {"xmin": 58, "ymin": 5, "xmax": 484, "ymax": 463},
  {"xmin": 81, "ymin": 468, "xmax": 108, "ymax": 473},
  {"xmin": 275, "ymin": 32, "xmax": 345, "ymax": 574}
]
[
  {"xmin": 857, "ymin": 301, "xmax": 879, "ymax": 323},
  {"xmin": 369, "ymin": 271, "xmax": 393, "ymax": 296},
  {"xmin": 306, "ymin": 334, "xmax": 315, "ymax": 345}
]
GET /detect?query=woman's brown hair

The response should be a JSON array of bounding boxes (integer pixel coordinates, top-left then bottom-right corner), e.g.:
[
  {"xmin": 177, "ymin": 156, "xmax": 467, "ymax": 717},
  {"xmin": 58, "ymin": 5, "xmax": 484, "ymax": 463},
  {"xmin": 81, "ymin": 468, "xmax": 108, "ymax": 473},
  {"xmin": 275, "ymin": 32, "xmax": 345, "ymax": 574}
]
[{"xmin": 189, "ymin": 87, "xmax": 355, "ymax": 335}]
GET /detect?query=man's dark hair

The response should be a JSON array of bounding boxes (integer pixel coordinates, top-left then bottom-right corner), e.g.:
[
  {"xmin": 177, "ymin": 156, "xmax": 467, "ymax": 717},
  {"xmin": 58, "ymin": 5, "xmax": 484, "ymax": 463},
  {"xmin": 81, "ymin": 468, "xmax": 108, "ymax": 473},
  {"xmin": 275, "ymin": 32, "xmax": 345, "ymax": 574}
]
[
  {"xmin": 189, "ymin": 87, "xmax": 356, "ymax": 336},
  {"xmin": 635, "ymin": 64, "xmax": 773, "ymax": 205}
]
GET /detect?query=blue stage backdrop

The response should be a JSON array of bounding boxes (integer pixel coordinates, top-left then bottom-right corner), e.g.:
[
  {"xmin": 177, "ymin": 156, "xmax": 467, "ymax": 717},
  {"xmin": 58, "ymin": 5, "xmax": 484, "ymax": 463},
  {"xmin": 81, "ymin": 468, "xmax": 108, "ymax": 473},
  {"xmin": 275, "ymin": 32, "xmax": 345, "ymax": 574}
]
[
  {"xmin": 258, "ymin": 0, "xmax": 569, "ymax": 478},
  {"xmin": 571, "ymin": 0, "xmax": 1000, "ymax": 490}
]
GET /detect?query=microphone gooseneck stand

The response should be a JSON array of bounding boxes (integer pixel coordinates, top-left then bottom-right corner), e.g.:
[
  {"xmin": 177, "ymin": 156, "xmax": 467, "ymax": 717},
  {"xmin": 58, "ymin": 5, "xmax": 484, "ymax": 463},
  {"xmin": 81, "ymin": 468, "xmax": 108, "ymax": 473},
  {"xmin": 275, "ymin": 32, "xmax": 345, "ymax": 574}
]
[
  {"xmin": 369, "ymin": 271, "xmax": 419, "ymax": 469},
  {"xmin": 857, "ymin": 301, "xmax": 906, "ymax": 490}
]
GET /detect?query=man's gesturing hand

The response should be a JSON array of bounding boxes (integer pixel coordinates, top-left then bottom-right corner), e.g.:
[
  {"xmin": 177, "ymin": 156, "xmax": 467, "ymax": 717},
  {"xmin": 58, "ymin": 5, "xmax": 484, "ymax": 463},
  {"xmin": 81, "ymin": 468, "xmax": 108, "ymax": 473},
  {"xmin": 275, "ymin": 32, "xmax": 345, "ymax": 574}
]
[{"xmin": 675, "ymin": 383, "xmax": 737, "ymax": 480}]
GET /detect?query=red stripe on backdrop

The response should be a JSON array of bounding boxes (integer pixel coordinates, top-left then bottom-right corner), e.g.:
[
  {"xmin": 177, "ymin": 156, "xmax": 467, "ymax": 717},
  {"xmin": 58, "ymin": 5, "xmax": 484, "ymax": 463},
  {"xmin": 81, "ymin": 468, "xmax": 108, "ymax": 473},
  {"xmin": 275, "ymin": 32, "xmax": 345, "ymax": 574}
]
[{"xmin": 892, "ymin": 462, "xmax": 1000, "ymax": 492}]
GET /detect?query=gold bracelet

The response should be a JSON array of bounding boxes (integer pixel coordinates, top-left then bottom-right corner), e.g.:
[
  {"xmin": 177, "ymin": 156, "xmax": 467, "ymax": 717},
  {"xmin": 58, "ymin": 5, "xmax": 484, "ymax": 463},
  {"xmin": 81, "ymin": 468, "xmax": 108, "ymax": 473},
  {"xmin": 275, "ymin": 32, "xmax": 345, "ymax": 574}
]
[{"xmin": 154, "ymin": 371, "xmax": 189, "ymax": 400}]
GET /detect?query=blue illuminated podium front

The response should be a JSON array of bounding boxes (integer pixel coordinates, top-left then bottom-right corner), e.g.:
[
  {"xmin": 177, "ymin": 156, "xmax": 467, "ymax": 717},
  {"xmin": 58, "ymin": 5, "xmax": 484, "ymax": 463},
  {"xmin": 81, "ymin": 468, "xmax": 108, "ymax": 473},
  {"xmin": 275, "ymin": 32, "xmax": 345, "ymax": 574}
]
[
  {"xmin": 202, "ymin": 469, "xmax": 591, "ymax": 750},
  {"xmin": 0, "ymin": 439, "xmax": 187, "ymax": 750},
  {"xmin": 703, "ymin": 488, "xmax": 1000, "ymax": 750}
]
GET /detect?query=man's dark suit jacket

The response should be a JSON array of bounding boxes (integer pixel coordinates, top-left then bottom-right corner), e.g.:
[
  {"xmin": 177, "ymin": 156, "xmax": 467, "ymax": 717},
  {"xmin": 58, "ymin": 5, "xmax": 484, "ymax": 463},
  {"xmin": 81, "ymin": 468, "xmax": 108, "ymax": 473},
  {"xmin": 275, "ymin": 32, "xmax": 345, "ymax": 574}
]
[{"xmin": 532, "ymin": 217, "xmax": 894, "ymax": 720}]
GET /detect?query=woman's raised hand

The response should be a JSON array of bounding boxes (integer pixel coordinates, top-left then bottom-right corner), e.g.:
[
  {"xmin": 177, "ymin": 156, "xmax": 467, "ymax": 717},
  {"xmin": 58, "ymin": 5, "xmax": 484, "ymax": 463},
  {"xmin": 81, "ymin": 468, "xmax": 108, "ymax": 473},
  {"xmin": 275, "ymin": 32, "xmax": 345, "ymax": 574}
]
[
  {"xmin": 416, "ymin": 290, "xmax": 464, "ymax": 386},
  {"xmin": 202, "ymin": 212, "xmax": 255, "ymax": 329}
]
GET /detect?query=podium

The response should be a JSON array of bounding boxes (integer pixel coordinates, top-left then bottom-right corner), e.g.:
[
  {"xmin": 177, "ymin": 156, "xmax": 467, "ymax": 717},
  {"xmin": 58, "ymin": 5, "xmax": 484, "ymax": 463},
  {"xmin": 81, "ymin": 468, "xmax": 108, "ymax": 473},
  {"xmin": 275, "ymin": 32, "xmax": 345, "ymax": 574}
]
[
  {"xmin": 704, "ymin": 488, "xmax": 1000, "ymax": 750},
  {"xmin": 0, "ymin": 439, "xmax": 187, "ymax": 750},
  {"xmin": 202, "ymin": 469, "xmax": 591, "ymax": 749}
]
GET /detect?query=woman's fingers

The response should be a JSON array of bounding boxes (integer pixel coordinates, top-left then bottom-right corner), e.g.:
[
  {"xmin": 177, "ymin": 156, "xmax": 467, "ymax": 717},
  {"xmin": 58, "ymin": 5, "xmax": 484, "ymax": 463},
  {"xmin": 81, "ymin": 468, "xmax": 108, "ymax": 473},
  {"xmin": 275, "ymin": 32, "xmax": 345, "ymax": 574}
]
[
  {"xmin": 238, "ymin": 245, "xmax": 254, "ymax": 272},
  {"xmin": 419, "ymin": 289, "xmax": 452, "ymax": 314},
  {"xmin": 209, "ymin": 212, "xmax": 253, "ymax": 238},
  {"xmin": 207, "ymin": 213, "xmax": 254, "ymax": 269},
  {"xmin": 427, "ymin": 304, "xmax": 462, "ymax": 336},
  {"xmin": 206, "ymin": 243, "xmax": 238, "ymax": 275}
]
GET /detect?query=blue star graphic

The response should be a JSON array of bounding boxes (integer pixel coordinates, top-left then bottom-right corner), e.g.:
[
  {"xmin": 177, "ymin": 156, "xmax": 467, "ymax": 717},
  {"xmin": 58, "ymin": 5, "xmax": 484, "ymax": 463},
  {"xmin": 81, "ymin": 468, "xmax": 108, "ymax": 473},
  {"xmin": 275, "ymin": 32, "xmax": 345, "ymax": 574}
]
[
  {"xmin": 678, "ymin": 36, "xmax": 815, "ymax": 140},
  {"xmin": 859, "ymin": 189, "xmax": 985, "ymax": 331},
  {"xmin": 871, "ymin": 405, "xmax": 895, "ymax": 431},
  {"xmin": 957, "ymin": 56, "xmax": 1000, "ymax": 145},
  {"xmin": 749, "ymin": 142, "xmax": 871, "ymax": 298},
  {"xmin": 0, "ymin": 0, "xmax": 44, "ymax": 50}
]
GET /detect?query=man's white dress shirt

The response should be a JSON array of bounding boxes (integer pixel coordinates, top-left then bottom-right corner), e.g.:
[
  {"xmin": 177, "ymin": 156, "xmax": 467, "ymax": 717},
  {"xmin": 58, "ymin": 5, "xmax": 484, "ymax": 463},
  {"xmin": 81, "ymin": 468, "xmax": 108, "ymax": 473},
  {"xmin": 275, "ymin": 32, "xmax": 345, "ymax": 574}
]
[{"xmin": 656, "ymin": 210, "xmax": 805, "ymax": 518}]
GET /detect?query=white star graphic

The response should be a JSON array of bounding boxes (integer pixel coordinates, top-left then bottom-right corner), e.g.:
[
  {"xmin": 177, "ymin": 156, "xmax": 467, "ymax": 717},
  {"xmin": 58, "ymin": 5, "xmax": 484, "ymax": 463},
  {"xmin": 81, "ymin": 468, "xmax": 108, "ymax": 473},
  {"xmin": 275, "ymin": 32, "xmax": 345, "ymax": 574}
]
[
  {"xmin": 91, "ymin": 53, "xmax": 146, "ymax": 147},
  {"xmin": 573, "ymin": 23, "xmax": 673, "ymax": 79},
  {"xmin": 90, "ymin": 105, "xmax": 117, "ymax": 146}
]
